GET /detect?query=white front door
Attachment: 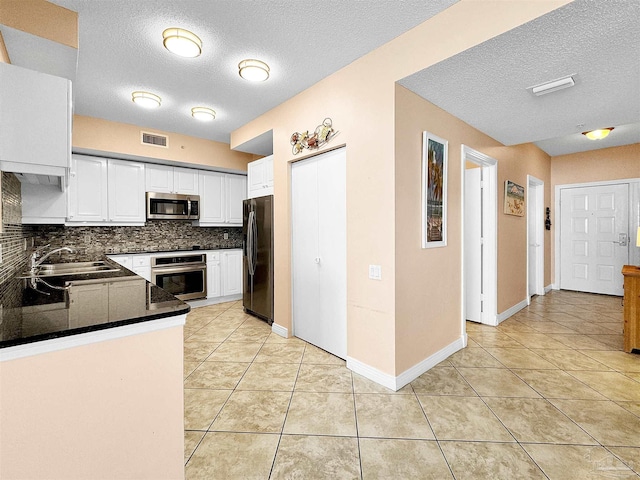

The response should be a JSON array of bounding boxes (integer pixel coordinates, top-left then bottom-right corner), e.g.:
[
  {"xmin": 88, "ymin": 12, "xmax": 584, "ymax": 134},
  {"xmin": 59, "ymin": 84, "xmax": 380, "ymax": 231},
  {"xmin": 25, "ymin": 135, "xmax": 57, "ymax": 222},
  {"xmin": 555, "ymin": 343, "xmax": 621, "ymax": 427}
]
[{"xmin": 560, "ymin": 183, "xmax": 629, "ymax": 296}]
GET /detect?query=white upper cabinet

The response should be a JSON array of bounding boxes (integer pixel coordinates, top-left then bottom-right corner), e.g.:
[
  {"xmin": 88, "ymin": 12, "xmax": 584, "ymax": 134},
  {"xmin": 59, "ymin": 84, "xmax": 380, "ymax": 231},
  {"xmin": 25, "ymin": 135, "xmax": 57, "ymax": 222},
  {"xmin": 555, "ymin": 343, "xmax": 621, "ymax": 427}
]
[
  {"xmin": 247, "ymin": 155, "xmax": 273, "ymax": 198},
  {"xmin": 174, "ymin": 167, "xmax": 199, "ymax": 195},
  {"xmin": 0, "ymin": 63, "xmax": 71, "ymax": 175},
  {"xmin": 198, "ymin": 171, "xmax": 226, "ymax": 224},
  {"xmin": 144, "ymin": 164, "xmax": 173, "ymax": 193},
  {"xmin": 196, "ymin": 172, "xmax": 246, "ymax": 226},
  {"xmin": 68, "ymin": 155, "xmax": 108, "ymax": 222},
  {"xmin": 107, "ymin": 159, "xmax": 146, "ymax": 223},
  {"xmin": 226, "ymin": 174, "xmax": 246, "ymax": 224},
  {"xmin": 68, "ymin": 154, "xmax": 145, "ymax": 225},
  {"xmin": 145, "ymin": 164, "xmax": 198, "ymax": 195}
]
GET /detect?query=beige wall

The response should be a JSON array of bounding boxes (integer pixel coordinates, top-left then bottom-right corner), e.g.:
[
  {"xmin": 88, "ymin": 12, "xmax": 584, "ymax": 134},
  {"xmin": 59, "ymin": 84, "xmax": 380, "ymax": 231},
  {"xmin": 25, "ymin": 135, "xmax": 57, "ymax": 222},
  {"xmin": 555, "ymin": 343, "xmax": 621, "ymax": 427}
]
[
  {"xmin": 231, "ymin": 1, "xmax": 569, "ymax": 376},
  {"xmin": 0, "ymin": 31, "xmax": 9, "ymax": 63},
  {"xmin": 73, "ymin": 115, "xmax": 255, "ymax": 171},
  {"xmin": 550, "ymin": 143, "xmax": 640, "ymax": 283},
  {"xmin": 394, "ymin": 85, "xmax": 552, "ymax": 372},
  {"xmin": 0, "ymin": 326, "xmax": 185, "ymax": 479},
  {"xmin": 0, "ymin": 0, "xmax": 78, "ymax": 48}
]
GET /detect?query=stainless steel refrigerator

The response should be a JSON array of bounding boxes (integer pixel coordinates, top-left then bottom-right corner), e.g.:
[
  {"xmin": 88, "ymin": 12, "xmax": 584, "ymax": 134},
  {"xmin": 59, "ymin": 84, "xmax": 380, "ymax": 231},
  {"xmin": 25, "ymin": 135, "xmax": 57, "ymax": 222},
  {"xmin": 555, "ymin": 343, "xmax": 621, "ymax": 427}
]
[{"xmin": 243, "ymin": 195, "xmax": 274, "ymax": 324}]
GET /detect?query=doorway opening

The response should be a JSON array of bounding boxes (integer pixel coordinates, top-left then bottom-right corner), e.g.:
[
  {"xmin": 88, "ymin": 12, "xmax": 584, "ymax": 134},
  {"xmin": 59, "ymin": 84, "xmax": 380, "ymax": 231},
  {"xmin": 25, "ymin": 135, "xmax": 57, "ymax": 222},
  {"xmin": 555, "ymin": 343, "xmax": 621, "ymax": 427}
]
[
  {"xmin": 461, "ymin": 146, "xmax": 498, "ymax": 331},
  {"xmin": 527, "ymin": 175, "xmax": 545, "ymax": 303}
]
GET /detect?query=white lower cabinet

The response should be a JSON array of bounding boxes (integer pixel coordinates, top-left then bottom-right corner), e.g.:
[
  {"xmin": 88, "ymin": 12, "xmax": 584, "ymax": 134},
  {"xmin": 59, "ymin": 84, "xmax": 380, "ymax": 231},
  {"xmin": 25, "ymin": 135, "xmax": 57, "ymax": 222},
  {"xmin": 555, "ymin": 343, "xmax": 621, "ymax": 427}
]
[
  {"xmin": 67, "ymin": 278, "xmax": 146, "ymax": 328},
  {"xmin": 108, "ymin": 254, "xmax": 151, "ymax": 282},
  {"xmin": 206, "ymin": 252, "xmax": 221, "ymax": 299},
  {"xmin": 221, "ymin": 250, "xmax": 243, "ymax": 296}
]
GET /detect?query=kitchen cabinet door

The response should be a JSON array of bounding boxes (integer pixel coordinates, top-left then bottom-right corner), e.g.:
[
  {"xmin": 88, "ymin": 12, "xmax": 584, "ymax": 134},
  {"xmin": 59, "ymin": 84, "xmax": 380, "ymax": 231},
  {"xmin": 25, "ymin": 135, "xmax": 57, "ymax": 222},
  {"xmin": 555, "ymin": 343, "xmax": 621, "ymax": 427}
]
[
  {"xmin": 222, "ymin": 250, "xmax": 243, "ymax": 296},
  {"xmin": 247, "ymin": 158, "xmax": 265, "ymax": 198},
  {"xmin": 198, "ymin": 171, "xmax": 225, "ymax": 224},
  {"xmin": 207, "ymin": 262, "xmax": 221, "ymax": 298},
  {"xmin": 0, "ymin": 63, "xmax": 71, "ymax": 174},
  {"xmin": 108, "ymin": 278, "xmax": 147, "ymax": 321},
  {"xmin": 174, "ymin": 167, "xmax": 199, "ymax": 195},
  {"xmin": 226, "ymin": 174, "xmax": 247, "ymax": 225},
  {"xmin": 108, "ymin": 159, "xmax": 146, "ymax": 223},
  {"xmin": 247, "ymin": 156, "xmax": 273, "ymax": 199},
  {"xmin": 68, "ymin": 282, "xmax": 110, "ymax": 328},
  {"xmin": 145, "ymin": 164, "xmax": 174, "ymax": 193},
  {"xmin": 68, "ymin": 155, "xmax": 108, "ymax": 222}
]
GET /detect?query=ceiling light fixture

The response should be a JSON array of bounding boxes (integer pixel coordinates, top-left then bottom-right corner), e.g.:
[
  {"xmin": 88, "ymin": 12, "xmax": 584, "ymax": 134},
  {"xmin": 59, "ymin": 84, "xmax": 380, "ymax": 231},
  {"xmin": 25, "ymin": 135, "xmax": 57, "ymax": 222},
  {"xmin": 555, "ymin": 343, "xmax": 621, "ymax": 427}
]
[
  {"xmin": 529, "ymin": 75, "xmax": 575, "ymax": 96},
  {"xmin": 191, "ymin": 107, "xmax": 216, "ymax": 121},
  {"xmin": 162, "ymin": 28, "xmax": 202, "ymax": 58},
  {"xmin": 582, "ymin": 127, "xmax": 614, "ymax": 140},
  {"xmin": 238, "ymin": 59, "xmax": 270, "ymax": 82},
  {"xmin": 131, "ymin": 91, "xmax": 161, "ymax": 108}
]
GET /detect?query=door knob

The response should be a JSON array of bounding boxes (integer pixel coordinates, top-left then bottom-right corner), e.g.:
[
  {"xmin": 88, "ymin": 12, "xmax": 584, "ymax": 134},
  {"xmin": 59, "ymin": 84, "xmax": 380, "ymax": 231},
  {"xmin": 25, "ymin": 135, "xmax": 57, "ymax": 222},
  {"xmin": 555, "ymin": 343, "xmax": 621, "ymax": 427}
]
[{"xmin": 314, "ymin": 257, "xmax": 321, "ymax": 264}]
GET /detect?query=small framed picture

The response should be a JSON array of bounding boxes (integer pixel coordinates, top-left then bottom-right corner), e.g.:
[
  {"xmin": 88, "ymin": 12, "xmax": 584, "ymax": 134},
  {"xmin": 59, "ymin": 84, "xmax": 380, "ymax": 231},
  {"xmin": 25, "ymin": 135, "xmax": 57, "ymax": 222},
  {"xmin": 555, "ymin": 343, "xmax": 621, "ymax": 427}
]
[
  {"xmin": 504, "ymin": 180, "xmax": 525, "ymax": 216},
  {"xmin": 422, "ymin": 131, "xmax": 448, "ymax": 248}
]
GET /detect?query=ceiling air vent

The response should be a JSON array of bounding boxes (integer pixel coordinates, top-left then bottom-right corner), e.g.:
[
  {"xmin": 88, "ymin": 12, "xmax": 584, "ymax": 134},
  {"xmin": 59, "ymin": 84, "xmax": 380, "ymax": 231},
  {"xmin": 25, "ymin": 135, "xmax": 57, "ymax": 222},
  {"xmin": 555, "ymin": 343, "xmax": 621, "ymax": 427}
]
[{"xmin": 141, "ymin": 131, "xmax": 169, "ymax": 148}]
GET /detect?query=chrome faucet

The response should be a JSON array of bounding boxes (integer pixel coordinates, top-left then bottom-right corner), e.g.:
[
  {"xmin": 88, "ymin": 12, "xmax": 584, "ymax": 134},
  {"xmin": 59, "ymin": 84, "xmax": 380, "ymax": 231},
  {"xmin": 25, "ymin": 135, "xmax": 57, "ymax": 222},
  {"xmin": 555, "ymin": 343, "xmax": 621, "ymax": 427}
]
[{"xmin": 30, "ymin": 245, "xmax": 75, "ymax": 272}]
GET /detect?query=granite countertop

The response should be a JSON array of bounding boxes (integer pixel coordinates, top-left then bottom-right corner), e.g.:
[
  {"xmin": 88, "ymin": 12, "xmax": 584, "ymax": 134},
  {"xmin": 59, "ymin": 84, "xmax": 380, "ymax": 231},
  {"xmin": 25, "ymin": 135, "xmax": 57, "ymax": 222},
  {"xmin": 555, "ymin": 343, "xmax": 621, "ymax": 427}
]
[
  {"xmin": 0, "ymin": 257, "xmax": 190, "ymax": 350},
  {"xmin": 108, "ymin": 246, "xmax": 242, "ymax": 255}
]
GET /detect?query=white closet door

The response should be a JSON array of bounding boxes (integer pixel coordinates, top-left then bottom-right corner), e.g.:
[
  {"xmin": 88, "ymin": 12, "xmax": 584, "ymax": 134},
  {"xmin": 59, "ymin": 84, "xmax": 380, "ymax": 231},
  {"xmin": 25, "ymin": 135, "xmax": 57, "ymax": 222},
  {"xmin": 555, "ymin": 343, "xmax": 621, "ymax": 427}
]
[{"xmin": 292, "ymin": 148, "xmax": 346, "ymax": 359}]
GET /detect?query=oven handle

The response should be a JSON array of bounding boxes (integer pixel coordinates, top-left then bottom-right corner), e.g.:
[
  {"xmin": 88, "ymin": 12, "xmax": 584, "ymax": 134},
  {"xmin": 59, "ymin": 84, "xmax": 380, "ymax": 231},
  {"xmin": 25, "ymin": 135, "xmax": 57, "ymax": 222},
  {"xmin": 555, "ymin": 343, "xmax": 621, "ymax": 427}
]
[{"xmin": 151, "ymin": 265, "xmax": 206, "ymax": 275}]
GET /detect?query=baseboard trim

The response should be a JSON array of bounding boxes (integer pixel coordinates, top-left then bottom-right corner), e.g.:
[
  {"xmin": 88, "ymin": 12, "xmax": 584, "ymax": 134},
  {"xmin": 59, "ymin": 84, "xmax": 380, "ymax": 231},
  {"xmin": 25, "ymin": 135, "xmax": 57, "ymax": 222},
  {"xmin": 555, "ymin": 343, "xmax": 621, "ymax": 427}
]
[
  {"xmin": 347, "ymin": 336, "xmax": 465, "ymax": 391},
  {"xmin": 271, "ymin": 323, "xmax": 288, "ymax": 338},
  {"xmin": 187, "ymin": 294, "xmax": 242, "ymax": 308},
  {"xmin": 497, "ymin": 298, "xmax": 528, "ymax": 323},
  {"xmin": 546, "ymin": 284, "xmax": 555, "ymax": 293}
]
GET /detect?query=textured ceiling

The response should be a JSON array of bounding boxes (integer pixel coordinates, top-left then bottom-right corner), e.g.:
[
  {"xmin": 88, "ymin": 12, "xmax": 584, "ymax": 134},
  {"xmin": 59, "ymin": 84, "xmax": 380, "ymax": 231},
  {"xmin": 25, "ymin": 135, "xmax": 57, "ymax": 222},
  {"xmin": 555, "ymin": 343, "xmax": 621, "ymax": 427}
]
[
  {"xmin": 30, "ymin": 0, "xmax": 458, "ymax": 155},
  {"xmin": 399, "ymin": 0, "xmax": 640, "ymax": 156}
]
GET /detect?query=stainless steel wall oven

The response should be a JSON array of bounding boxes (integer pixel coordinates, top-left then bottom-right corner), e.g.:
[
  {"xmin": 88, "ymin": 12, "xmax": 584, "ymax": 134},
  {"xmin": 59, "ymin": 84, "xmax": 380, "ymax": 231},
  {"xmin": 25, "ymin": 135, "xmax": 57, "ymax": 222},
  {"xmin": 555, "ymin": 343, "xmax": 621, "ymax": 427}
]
[{"xmin": 150, "ymin": 254, "xmax": 206, "ymax": 300}]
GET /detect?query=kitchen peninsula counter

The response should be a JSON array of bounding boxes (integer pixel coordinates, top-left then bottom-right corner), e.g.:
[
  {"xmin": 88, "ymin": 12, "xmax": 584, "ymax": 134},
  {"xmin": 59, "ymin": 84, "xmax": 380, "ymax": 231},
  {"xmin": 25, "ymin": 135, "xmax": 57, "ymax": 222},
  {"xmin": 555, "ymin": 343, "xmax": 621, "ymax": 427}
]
[{"xmin": 0, "ymin": 258, "xmax": 187, "ymax": 480}]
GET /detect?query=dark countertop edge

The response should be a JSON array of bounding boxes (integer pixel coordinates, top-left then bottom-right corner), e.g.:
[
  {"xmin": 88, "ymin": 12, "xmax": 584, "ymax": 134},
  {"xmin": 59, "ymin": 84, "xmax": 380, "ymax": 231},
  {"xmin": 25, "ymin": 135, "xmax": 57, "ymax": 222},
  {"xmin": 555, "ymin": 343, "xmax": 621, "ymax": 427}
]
[
  {"xmin": 108, "ymin": 247, "xmax": 242, "ymax": 255},
  {"xmin": 0, "ymin": 302, "xmax": 190, "ymax": 350}
]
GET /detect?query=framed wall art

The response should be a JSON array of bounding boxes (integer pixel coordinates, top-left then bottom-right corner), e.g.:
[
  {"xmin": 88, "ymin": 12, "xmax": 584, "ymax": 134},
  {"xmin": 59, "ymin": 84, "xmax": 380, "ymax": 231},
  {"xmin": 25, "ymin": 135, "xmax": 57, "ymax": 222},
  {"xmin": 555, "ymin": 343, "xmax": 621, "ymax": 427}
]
[
  {"xmin": 422, "ymin": 131, "xmax": 448, "ymax": 248},
  {"xmin": 504, "ymin": 180, "xmax": 525, "ymax": 216}
]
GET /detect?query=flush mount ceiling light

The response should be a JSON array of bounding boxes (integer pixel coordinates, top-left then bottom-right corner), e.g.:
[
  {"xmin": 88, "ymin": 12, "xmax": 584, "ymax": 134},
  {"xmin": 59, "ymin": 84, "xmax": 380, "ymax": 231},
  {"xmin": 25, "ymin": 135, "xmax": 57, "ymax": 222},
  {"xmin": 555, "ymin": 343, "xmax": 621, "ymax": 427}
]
[
  {"xmin": 191, "ymin": 107, "xmax": 216, "ymax": 121},
  {"xmin": 163, "ymin": 28, "xmax": 202, "ymax": 58},
  {"xmin": 131, "ymin": 91, "xmax": 161, "ymax": 108},
  {"xmin": 529, "ymin": 75, "xmax": 575, "ymax": 96},
  {"xmin": 238, "ymin": 59, "xmax": 270, "ymax": 81},
  {"xmin": 582, "ymin": 127, "xmax": 614, "ymax": 140}
]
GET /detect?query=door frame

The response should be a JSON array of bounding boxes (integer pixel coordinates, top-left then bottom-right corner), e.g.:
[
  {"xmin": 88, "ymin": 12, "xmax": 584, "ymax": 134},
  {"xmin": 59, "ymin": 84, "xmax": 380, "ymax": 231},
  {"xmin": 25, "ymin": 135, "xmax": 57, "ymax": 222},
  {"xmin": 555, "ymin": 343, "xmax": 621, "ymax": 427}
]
[
  {"xmin": 527, "ymin": 175, "xmax": 545, "ymax": 302},
  {"xmin": 554, "ymin": 178, "xmax": 640, "ymax": 291},
  {"xmin": 460, "ymin": 145, "xmax": 498, "ymax": 331}
]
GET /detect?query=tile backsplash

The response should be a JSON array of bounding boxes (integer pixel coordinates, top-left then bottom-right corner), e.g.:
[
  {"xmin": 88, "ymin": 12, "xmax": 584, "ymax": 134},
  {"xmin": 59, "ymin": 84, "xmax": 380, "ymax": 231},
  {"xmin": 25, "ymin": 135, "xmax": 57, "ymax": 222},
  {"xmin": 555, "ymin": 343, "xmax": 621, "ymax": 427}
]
[
  {"xmin": 31, "ymin": 222, "xmax": 243, "ymax": 260},
  {"xmin": 0, "ymin": 173, "xmax": 32, "ymax": 285}
]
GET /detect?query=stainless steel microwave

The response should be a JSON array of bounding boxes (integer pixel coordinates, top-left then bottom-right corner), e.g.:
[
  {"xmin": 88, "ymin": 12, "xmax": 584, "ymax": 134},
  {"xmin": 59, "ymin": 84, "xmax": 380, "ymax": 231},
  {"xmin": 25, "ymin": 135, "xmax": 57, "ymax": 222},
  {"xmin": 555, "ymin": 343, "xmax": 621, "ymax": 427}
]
[{"xmin": 146, "ymin": 192, "xmax": 200, "ymax": 220}]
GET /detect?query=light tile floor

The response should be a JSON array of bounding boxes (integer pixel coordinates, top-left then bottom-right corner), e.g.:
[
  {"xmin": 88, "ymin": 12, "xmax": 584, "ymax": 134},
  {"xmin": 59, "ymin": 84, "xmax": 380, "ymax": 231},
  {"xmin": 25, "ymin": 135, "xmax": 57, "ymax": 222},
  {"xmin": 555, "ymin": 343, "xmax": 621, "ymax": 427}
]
[{"xmin": 183, "ymin": 291, "xmax": 640, "ymax": 479}]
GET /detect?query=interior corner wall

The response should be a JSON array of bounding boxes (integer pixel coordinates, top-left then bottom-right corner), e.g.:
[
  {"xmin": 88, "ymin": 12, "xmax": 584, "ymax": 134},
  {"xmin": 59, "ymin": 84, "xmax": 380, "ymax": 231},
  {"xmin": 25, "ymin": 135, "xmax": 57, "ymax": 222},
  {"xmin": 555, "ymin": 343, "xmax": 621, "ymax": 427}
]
[
  {"xmin": 230, "ymin": 1, "xmax": 570, "ymax": 378},
  {"xmin": 550, "ymin": 143, "xmax": 640, "ymax": 284},
  {"xmin": 394, "ymin": 85, "xmax": 552, "ymax": 373},
  {"xmin": 72, "ymin": 115, "xmax": 254, "ymax": 172}
]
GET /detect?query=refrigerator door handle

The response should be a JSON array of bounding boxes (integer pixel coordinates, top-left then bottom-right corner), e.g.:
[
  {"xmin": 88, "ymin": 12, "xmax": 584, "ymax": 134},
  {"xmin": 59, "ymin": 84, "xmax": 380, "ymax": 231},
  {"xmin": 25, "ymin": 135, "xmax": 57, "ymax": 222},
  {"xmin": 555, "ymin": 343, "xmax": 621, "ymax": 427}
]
[
  {"xmin": 250, "ymin": 210, "xmax": 258, "ymax": 275},
  {"xmin": 248, "ymin": 210, "xmax": 257, "ymax": 275}
]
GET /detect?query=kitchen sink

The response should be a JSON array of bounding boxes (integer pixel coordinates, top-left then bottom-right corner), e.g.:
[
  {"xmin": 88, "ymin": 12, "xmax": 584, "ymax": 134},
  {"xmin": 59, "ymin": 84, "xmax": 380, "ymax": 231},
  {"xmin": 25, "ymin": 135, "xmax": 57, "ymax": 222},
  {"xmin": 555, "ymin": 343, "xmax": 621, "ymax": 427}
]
[{"xmin": 18, "ymin": 261, "xmax": 121, "ymax": 279}]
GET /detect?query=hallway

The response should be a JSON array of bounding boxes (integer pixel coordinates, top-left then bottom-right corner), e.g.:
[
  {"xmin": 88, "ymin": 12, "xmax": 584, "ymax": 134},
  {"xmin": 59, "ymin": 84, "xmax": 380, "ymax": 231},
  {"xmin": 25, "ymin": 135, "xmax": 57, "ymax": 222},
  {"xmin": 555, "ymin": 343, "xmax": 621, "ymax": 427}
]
[{"xmin": 183, "ymin": 290, "xmax": 640, "ymax": 479}]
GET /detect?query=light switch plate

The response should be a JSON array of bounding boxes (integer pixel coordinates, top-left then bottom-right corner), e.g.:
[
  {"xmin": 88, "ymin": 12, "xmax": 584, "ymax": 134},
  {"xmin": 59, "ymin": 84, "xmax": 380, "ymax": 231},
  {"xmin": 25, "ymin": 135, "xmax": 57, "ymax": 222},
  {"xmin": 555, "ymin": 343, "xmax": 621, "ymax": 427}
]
[{"xmin": 369, "ymin": 264, "xmax": 382, "ymax": 280}]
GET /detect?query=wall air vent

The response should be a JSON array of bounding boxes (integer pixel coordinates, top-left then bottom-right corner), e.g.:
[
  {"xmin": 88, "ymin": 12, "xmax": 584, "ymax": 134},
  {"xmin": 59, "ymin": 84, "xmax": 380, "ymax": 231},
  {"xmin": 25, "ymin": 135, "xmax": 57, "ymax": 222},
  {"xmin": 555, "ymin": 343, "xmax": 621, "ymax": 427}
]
[{"xmin": 141, "ymin": 131, "xmax": 169, "ymax": 148}]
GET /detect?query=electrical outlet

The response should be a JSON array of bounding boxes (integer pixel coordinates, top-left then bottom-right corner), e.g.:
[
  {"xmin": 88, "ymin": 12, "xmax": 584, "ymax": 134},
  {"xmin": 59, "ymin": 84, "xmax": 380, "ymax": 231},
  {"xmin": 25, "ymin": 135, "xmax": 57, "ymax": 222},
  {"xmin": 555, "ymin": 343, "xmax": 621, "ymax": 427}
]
[
  {"xmin": 368, "ymin": 264, "xmax": 382, "ymax": 280},
  {"xmin": 0, "ymin": 304, "xmax": 3, "ymax": 325},
  {"xmin": 23, "ymin": 238, "xmax": 28, "ymax": 251},
  {"xmin": 223, "ymin": 233, "xmax": 229, "ymax": 240},
  {"xmin": 0, "ymin": 243, "xmax": 3, "ymax": 264}
]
